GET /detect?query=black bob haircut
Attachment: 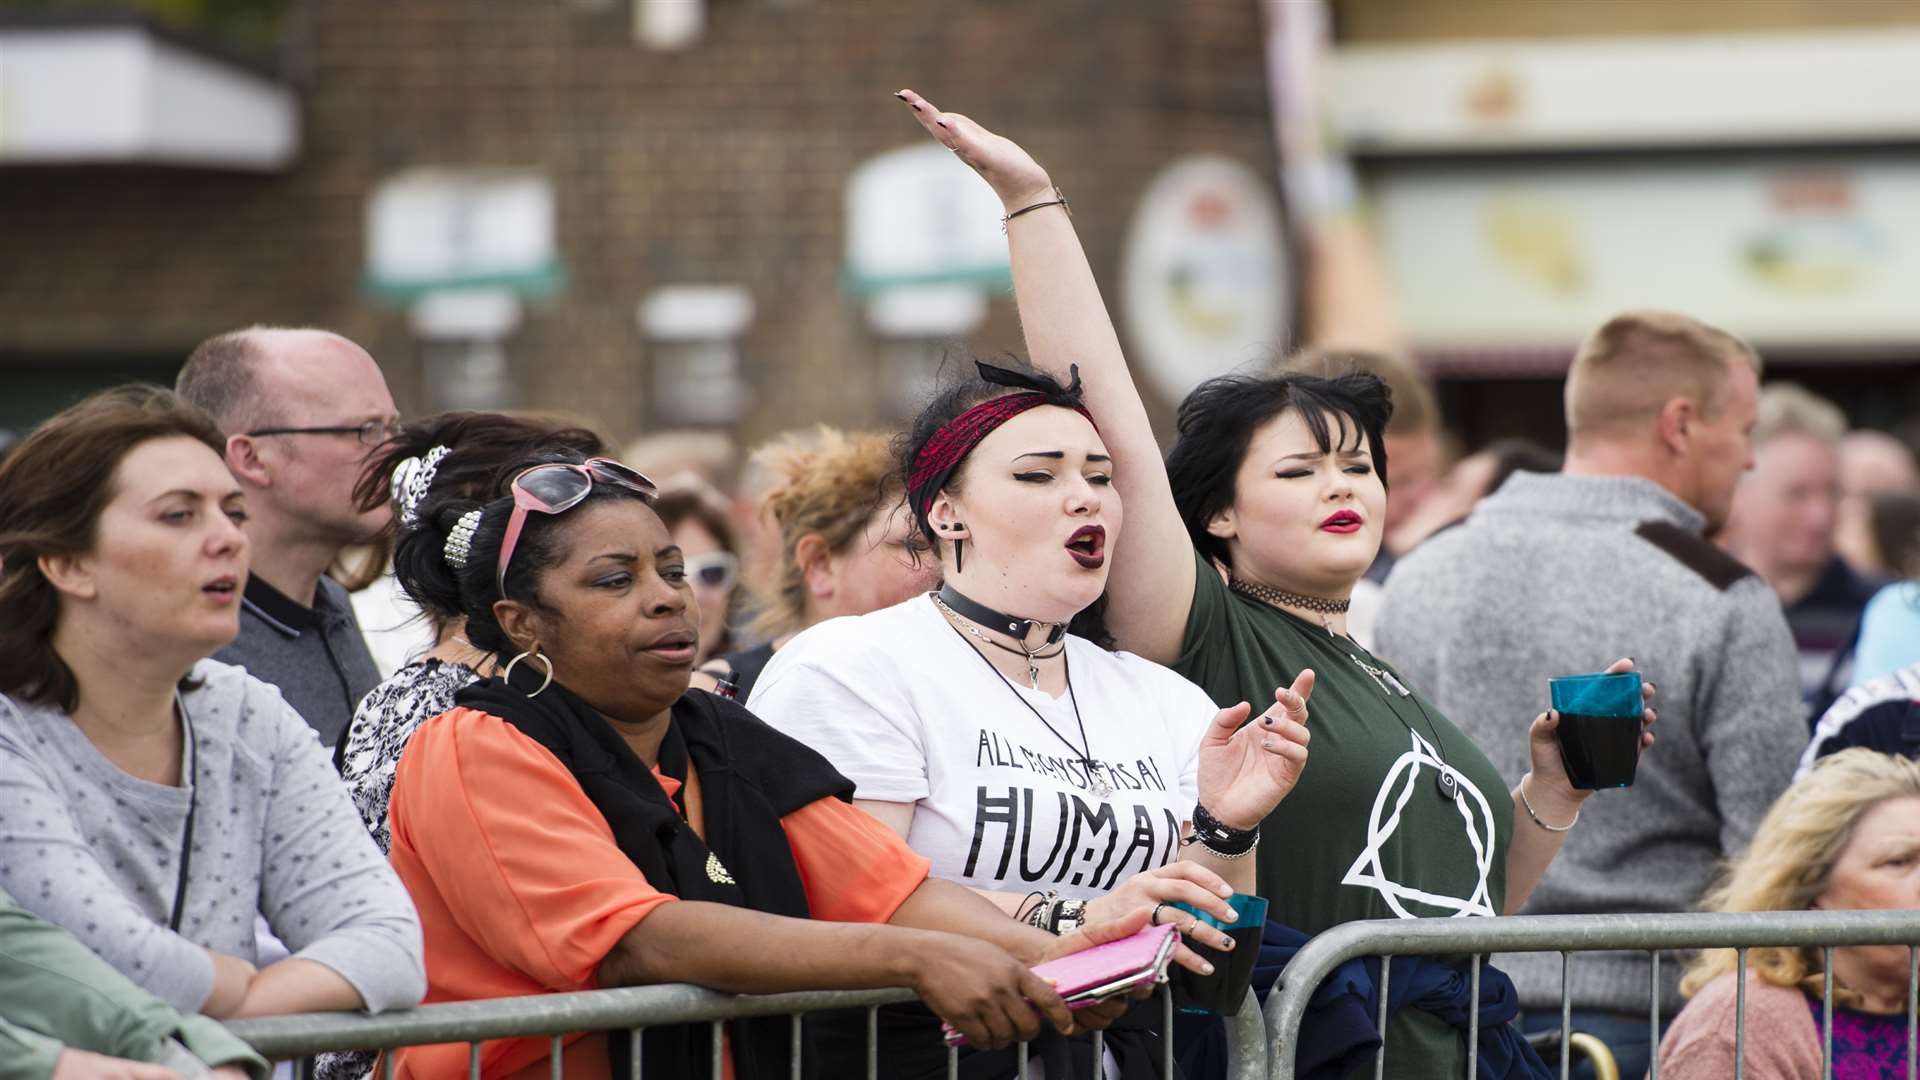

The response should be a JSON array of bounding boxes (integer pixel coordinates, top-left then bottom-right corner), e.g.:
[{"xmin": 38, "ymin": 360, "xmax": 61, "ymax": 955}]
[{"xmin": 1166, "ymin": 368, "xmax": 1395, "ymax": 571}]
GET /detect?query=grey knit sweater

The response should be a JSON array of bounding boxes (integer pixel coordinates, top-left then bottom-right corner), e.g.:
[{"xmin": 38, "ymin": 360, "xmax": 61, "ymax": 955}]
[
  {"xmin": 1376, "ymin": 472, "xmax": 1803, "ymax": 1014},
  {"xmin": 0, "ymin": 660, "xmax": 424, "ymax": 1014}
]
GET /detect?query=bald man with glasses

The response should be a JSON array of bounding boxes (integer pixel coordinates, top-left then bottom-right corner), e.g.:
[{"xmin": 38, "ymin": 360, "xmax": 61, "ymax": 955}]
[{"xmin": 177, "ymin": 327, "xmax": 397, "ymax": 750}]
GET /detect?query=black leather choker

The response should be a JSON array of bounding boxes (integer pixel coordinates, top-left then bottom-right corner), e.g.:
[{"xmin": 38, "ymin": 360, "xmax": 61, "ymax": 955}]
[{"xmin": 936, "ymin": 585, "xmax": 1067, "ymax": 647}]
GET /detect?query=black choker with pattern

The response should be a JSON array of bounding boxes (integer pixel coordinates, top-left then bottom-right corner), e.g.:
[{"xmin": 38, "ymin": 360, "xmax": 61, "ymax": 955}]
[{"xmin": 1227, "ymin": 577, "xmax": 1350, "ymax": 615}]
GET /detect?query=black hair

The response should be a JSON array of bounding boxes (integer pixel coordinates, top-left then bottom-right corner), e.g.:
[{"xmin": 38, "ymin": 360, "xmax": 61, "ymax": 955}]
[
  {"xmin": 391, "ymin": 448, "xmax": 654, "ymax": 659},
  {"xmin": 894, "ymin": 354, "xmax": 1114, "ymax": 648},
  {"xmin": 1166, "ymin": 369, "xmax": 1395, "ymax": 571},
  {"xmin": 354, "ymin": 411, "xmax": 606, "ymax": 521}
]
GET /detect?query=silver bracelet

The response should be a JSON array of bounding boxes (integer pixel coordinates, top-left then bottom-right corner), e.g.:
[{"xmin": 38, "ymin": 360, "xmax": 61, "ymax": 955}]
[{"xmin": 1518, "ymin": 776, "xmax": 1579, "ymax": 833}]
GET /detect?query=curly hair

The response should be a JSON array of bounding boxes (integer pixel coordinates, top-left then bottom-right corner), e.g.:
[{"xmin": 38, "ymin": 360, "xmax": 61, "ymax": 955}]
[{"xmin": 744, "ymin": 427, "xmax": 904, "ymax": 641}]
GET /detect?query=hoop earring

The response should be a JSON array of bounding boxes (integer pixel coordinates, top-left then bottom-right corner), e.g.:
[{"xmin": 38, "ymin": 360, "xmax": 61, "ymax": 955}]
[{"xmin": 501, "ymin": 650, "xmax": 554, "ymax": 698}]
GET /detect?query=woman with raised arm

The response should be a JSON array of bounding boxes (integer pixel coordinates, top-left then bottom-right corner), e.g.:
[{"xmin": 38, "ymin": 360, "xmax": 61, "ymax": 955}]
[
  {"xmin": 383, "ymin": 447, "xmax": 1145, "ymax": 1080},
  {"xmin": 894, "ymin": 90, "xmax": 1656, "ymax": 1076},
  {"xmin": 748, "ymin": 354, "xmax": 1314, "ymax": 1076}
]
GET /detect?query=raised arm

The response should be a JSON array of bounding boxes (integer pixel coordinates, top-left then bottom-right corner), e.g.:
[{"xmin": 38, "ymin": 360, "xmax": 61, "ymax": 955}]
[{"xmin": 897, "ymin": 89, "xmax": 1195, "ymax": 662}]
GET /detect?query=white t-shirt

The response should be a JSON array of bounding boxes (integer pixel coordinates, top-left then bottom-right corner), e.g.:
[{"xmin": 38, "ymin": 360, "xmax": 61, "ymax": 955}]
[{"xmin": 748, "ymin": 595, "xmax": 1216, "ymax": 900}]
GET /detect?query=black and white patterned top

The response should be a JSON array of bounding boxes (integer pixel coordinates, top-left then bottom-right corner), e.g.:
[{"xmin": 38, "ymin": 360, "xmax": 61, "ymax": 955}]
[{"xmin": 340, "ymin": 659, "xmax": 480, "ymax": 855}]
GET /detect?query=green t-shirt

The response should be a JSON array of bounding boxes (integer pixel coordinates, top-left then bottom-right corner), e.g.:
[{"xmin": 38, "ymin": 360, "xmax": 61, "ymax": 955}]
[{"xmin": 1174, "ymin": 553, "xmax": 1513, "ymax": 1078}]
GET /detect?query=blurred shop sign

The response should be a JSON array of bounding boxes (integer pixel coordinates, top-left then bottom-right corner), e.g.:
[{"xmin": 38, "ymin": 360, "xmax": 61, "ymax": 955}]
[
  {"xmin": 1328, "ymin": 30, "xmax": 1920, "ymax": 153},
  {"xmin": 366, "ymin": 169, "xmax": 564, "ymax": 301},
  {"xmin": 639, "ymin": 285, "xmax": 754, "ymax": 427},
  {"xmin": 844, "ymin": 143, "xmax": 1010, "ymax": 297},
  {"xmin": 1374, "ymin": 158, "xmax": 1920, "ymax": 351},
  {"xmin": 1120, "ymin": 156, "xmax": 1292, "ymax": 404},
  {"xmin": 0, "ymin": 15, "xmax": 296, "ymax": 170}
]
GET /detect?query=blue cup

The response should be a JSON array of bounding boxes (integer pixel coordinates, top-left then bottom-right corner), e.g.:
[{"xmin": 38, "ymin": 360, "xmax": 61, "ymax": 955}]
[
  {"xmin": 1548, "ymin": 671, "xmax": 1644, "ymax": 790},
  {"xmin": 1170, "ymin": 892, "xmax": 1268, "ymax": 1016}
]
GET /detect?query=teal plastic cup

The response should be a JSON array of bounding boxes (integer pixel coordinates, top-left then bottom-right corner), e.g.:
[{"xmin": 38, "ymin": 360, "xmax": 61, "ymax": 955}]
[{"xmin": 1548, "ymin": 670, "xmax": 1644, "ymax": 789}]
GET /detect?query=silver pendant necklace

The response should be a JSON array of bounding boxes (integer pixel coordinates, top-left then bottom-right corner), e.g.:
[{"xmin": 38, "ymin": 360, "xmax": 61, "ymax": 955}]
[
  {"xmin": 939, "ymin": 607, "xmax": 1113, "ymax": 799},
  {"xmin": 1347, "ymin": 650, "xmax": 1461, "ymax": 802}
]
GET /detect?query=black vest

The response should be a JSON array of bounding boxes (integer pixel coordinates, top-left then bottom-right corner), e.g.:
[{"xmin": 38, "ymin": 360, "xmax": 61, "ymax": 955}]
[{"xmin": 455, "ymin": 674, "xmax": 853, "ymax": 1080}]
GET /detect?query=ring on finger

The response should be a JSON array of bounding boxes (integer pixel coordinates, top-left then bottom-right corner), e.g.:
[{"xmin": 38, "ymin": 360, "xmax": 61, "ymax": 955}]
[{"xmin": 1150, "ymin": 901, "xmax": 1169, "ymax": 925}]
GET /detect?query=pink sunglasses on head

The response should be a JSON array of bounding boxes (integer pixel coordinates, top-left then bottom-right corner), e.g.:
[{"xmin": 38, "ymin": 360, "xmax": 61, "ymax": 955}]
[{"xmin": 497, "ymin": 458, "xmax": 658, "ymax": 595}]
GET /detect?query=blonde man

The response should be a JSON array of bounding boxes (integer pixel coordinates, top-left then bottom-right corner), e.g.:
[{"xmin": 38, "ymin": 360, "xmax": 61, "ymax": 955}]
[{"xmin": 1378, "ymin": 310, "xmax": 1803, "ymax": 1080}]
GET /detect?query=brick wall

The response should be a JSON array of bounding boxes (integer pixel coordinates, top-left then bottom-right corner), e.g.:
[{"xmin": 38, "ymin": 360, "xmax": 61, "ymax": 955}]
[{"xmin": 0, "ymin": 0, "xmax": 1279, "ymax": 447}]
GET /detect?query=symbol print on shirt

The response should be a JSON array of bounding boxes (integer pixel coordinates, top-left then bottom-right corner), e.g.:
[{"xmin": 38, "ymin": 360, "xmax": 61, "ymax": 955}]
[
  {"xmin": 1342, "ymin": 731, "xmax": 1497, "ymax": 919},
  {"xmin": 705, "ymin": 853, "xmax": 735, "ymax": 885}
]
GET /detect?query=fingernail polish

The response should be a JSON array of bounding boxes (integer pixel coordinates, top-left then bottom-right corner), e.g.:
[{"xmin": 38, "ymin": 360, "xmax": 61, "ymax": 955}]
[
  {"xmin": 1202, "ymin": 962, "xmax": 1215, "ymax": 975},
  {"xmin": 1225, "ymin": 906, "xmax": 1238, "ymax": 920}
]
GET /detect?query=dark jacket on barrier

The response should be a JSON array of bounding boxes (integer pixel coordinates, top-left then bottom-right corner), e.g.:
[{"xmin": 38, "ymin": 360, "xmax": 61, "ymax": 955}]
[{"xmin": 1189, "ymin": 922, "xmax": 1552, "ymax": 1080}]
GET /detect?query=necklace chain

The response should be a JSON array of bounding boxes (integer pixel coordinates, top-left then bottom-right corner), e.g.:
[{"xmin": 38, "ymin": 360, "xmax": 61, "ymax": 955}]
[
  {"xmin": 934, "ymin": 594, "xmax": 1062, "ymax": 689},
  {"xmin": 934, "ymin": 601, "xmax": 1113, "ymax": 799}
]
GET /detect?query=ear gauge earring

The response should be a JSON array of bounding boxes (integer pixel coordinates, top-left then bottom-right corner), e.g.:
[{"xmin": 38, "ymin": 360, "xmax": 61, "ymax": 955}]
[{"xmin": 947, "ymin": 522, "xmax": 966, "ymax": 574}]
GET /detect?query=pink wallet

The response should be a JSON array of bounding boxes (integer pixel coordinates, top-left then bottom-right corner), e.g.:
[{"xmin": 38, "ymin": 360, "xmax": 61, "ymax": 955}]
[{"xmin": 941, "ymin": 922, "xmax": 1181, "ymax": 1047}]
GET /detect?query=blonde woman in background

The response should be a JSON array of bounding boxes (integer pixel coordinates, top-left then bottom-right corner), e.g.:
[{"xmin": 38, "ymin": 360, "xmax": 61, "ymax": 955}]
[
  {"xmin": 1657, "ymin": 748, "xmax": 1920, "ymax": 1080},
  {"xmin": 696, "ymin": 427, "xmax": 937, "ymax": 699}
]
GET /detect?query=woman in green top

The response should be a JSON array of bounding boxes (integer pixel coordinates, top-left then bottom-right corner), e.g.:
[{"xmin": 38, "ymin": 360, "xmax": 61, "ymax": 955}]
[{"xmin": 897, "ymin": 89, "xmax": 1657, "ymax": 1075}]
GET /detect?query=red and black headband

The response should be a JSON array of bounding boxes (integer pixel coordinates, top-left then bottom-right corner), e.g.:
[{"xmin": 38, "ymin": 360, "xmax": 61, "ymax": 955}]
[{"xmin": 906, "ymin": 361, "xmax": 1095, "ymax": 536}]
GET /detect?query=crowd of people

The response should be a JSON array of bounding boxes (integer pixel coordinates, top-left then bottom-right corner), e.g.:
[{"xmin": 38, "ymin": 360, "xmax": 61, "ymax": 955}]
[{"xmin": 0, "ymin": 91, "xmax": 1914, "ymax": 1080}]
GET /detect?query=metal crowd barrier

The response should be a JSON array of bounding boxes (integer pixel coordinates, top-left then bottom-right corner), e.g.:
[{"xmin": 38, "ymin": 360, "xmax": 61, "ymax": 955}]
[
  {"xmin": 1263, "ymin": 909, "xmax": 1920, "ymax": 1080},
  {"xmin": 226, "ymin": 981, "xmax": 1269, "ymax": 1079}
]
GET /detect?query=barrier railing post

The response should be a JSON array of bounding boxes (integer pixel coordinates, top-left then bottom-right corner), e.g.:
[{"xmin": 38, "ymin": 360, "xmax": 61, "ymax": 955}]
[
  {"xmin": 1822, "ymin": 947, "xmax": 1835, "ymax": 1080},
  {"xmin": 1466, "ymin": 954, "xmax": 1480, "ymax": 1080},
  {"xmin": 1560, "ymin": 951, "xmax": 1572, "ymax": 1080},
  {"xmin": 1374, "ymin": 953, "xmax": 1390, "ymax": 1080},
  {"xmin": 1092, "ymin": 1029, "xmax": 1106, "ymax": 1079},
  {"xmin": 1735, "ymin": 947, "xmax": 1748, "ymax": 1080},
  {"xmin": 1160, "ymin": 984, "xmax": 1173, "ymax": 1080},
  {"xmin": 629, "ymin": 1028, "xmax": 642, "ymax": 1080},
  {"xmin": 1647, "ymin": 950, "xmax": 1659, "ymax": 1080},
  {"xmin": 866, "ymin": 1006, "xmax": 879, "ymax": 1080},
  {"xmin": 467, "ymin": 1040, "xmax": 481, "ymax": 1080},
  {"xmin": 550, "ymin": 1034, "xmax": 563, "ymax": 1080},
  {"xmin": 788, "ymin": 1013, "xmax": 801, "ymax": 1080}
]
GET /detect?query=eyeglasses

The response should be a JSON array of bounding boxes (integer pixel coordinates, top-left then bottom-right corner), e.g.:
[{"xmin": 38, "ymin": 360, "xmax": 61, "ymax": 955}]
[
  {"xmin": 685, "ymin": 551, "xmax": 739, "ymax": 592},
  {"xmin": 246, "ymin": 419, "xmax": 404, "ymax": 447},
  {"xmin": 498, "ymin": 458, "xmax": 658, "ymax": 595}
]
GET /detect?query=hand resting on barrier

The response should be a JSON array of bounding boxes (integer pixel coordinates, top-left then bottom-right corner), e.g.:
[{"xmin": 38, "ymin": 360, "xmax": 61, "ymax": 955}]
[{"xmin": 595, "ymin": 877, "xmax": 1152, "ymax": 1050}]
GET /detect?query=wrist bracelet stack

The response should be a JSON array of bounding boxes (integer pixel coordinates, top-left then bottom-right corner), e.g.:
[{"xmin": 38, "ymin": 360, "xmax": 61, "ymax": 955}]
[
  {"xmin": 1015, "ymin": 890, "xmax": 1090, "ymax": 935},
  {"xmin": 1182, "ymin": 802, "xmax": 1259, "ymax": 859}
]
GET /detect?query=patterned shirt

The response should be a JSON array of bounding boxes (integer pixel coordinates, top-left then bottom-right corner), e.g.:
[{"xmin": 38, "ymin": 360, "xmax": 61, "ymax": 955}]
[{"xmin": 339, "ymin": 659, "xmax": 480, "ymax": 855}]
